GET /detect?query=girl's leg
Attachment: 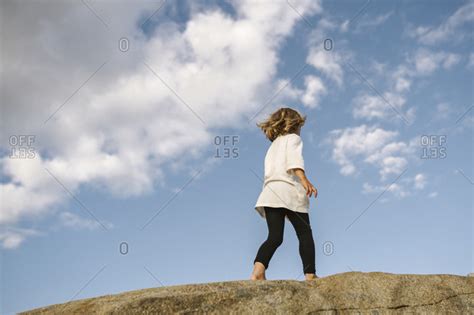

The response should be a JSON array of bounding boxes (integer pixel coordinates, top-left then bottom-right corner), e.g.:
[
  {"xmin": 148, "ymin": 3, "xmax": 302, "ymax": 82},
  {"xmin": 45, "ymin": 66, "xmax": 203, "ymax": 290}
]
[
  {"xmin": 285, "ymin": 210, "xmax": 316, "ymax": 278},
  {"xmin": 251, "ymin": 207, "xmax": 286, "ymax": 280}
]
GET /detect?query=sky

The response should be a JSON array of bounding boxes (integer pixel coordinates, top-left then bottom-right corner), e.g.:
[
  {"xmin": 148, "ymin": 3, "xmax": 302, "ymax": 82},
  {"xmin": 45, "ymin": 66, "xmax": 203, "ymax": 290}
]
[{"xmin": 1, "ymin": 0, "xmax": 473, "ymax": 313}]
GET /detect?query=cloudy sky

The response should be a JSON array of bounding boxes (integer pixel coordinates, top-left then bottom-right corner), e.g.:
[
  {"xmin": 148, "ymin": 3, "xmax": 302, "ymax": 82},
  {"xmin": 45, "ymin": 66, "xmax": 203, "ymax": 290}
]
[{"xmin": 1, "ymin": 0, "xmax": 473, "ymax": 313}]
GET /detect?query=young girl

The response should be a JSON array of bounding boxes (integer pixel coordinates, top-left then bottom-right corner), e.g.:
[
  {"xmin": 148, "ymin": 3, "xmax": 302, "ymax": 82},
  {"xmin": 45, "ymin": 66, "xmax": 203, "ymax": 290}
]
[{"xmin": 250, "ymin": 107, "xmax": 318, "ymax": 281}]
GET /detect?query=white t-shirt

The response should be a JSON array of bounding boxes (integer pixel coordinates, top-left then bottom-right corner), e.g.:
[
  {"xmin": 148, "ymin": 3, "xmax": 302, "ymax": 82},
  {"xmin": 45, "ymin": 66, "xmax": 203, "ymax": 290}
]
[{"xmin": 254, "ymin": 133, "xmax": 309, "ymax": 220}]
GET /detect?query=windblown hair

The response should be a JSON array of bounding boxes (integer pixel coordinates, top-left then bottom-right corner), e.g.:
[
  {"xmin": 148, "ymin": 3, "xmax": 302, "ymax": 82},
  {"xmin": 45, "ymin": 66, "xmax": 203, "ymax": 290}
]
[{"xmin": 257, "ymin": 107, "xmax": 306, "ymax": 142}]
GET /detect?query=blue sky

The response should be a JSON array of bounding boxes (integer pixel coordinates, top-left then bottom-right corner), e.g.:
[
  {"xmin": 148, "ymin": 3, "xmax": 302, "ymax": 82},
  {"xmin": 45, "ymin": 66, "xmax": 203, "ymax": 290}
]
[{"xmin": 1, "ymin": 0, "xmax": 473, "ymax": 313}]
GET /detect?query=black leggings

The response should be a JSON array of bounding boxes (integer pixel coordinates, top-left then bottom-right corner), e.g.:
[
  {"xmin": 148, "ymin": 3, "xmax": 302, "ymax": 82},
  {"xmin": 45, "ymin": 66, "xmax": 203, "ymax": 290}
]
[{"xmin": 254, "ymin": 207, "xmax": 316, "ymax": 274}]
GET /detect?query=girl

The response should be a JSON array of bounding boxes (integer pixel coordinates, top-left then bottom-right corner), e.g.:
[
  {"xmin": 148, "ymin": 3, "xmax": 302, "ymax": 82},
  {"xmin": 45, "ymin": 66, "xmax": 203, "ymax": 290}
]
[{"xmin": 250, "ymin": 107, "xmax": 318, "ymax": 281}]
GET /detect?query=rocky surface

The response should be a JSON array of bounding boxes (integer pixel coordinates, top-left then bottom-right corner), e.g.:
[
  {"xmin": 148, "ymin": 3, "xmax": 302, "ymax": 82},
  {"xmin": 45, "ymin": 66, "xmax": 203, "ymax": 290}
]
[{"xmin": 21, "ymin": 271, "xmax": 474, "ymax": 314}]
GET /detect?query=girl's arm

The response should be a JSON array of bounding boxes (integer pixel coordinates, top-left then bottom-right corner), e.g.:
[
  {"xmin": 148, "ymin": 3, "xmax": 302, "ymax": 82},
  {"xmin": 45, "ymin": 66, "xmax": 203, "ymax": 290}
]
[
  {"xmin": 292, "ymin": 168, "xmax": 318, "ymax": 198},
  {"xmin": 285, "ymin": 134, "xmax": 317, "ymax": 198}
]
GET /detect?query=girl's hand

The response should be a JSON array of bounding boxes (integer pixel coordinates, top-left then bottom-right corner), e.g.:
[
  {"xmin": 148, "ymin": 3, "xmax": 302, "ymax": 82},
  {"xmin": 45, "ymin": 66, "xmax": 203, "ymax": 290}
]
[
  {"xmin": 301, "ymin": 178, "xmax": 318, "ymax": 198},
  {"xmin": 291, "ymin": 168, "xmax": 318, "ymax": 198}
]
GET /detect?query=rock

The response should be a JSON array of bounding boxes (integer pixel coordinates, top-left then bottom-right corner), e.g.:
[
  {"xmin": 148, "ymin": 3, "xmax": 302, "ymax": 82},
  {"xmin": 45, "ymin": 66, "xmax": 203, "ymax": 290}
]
[{"xmin": 20, "ymin": 271, "xmax": 474, "ymax": 314}]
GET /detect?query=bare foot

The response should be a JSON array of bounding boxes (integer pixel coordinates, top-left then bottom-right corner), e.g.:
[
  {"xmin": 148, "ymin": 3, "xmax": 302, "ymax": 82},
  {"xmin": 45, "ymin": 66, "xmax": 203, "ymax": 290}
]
[
  {"xmin": 304, "ymin": 273, "xmax": 318, "ymax": 281},
  {"xmin": 250, "ymin": 262, "xmax": 267, "ymax": 280}
]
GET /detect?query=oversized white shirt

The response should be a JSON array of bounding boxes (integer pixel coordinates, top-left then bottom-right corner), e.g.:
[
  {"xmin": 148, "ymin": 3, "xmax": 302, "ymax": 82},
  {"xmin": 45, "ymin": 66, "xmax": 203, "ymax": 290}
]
[{"xmin": 254, "ymin": 133, "xmax": 309, "ymax": 220}]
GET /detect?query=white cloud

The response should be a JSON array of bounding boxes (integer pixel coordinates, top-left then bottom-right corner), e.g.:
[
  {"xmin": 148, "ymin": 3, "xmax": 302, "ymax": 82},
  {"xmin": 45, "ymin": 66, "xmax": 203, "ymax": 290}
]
[
  {"xmin": 386, "ymin": 183, "xmax": 409, "ymax": 198},
  {"xmin": 394, "ymin": 79, "xmax": 411, "ymax": 94},
  {"xmin": 370, "ymin": 60, "xmax": 387, "ymax": 76},
  {"xmin": 378, "ymin": 156, "xmax": 408, "ymax": 180},
  {"xmin": 469, "ymin": 53, "xmax": 474, "ymax": 68},
  {"xmin": 353, "ymin": 47, "xmax": 460, "ymax": 123},
  {"xmin": 0, "ymin": 0, "xmax": 322, "ymax": 248},
  {"xmin": 59, "ymin": 212, "xmax": 114, "ymax": 230},
  {"xmin": 428, "ymin": 192, "xmax": 438, "ymax": 198},
  {"xmin": 305, "ymin": 15, "xmax": 353, "ymax": 94},
  {"xmin": 414, "ymin": 173, "xmax": 427, "ymax": 190},
  {"xmin": 301, "ymin": 75, "xmax": 327, "ymax": 108},
  {"xmin": 362, "ymin": 173, "xmax": 426, "ymax": 199},
  {"xmin": 433, "ymin": 102, "xmax": 454, "ymax": 121},
  {"xmin": 362, "ymin": 182, "xmax": 378, "ymax": 194},
  {"xmin": 309, "ymin": 17, "xmax": 339, "ymax": 45},
  {"xmin": 410, "ymin": 2, "xmax": 474, "ymax": 45},
  {"xmin": 391, "ymin": 65, "xmax": 412, "ymax": 93},
  {"xmin": 413, "ymin": 49, "xmax": 461, "ymax": 75},
  {"xmin": 413, "ymin": 51, "xmax": 438, "ymax": 75},
  {"xmin": 355, "ymin": 11, "xmax": 393, "ymax": 31},
  {"xmin": 352, "ymin": 92, "xmax": 409, "ymax": 122},
  {"xmin": 325, "ymin": 124, "xmax": 416, "ymax": 179},
  {"xmin": 362, "ymin": 181, "xmax": 409, "ymax": 198},
  {"xmin": 273, "ymin": 78, "xmax": 305, "ymax": 101},
  {"xmin": 306, "ymin": 48, "xmax": 344, "ymax": 86},
  {"xmin": 0, "ymin": 227, "xmax": 41, "ymax": 249},
  {"xmin": 339, "ymin": 20, "xmax": 350, "ymax": 33},
  {"xmin": 305, "ymin": 15, "xmax": 349, "ymax": 88},
  {"xmin": 350, "ymin": 66, "xmax": 412, "ymax": 123},
  {"xmin": 442, "ymin": 53, "xmax": 462, "ymax": 69},
  {"xmin": 1, "ymin": 156, "xmax": 66, "ymax": 225},
  {"xmin": 327, "ymin": 125, "xmax": 397, "ymax": 176},
  {"xmin": 340, "ymin": 11, "xmax": 392, "ymax": 33}
]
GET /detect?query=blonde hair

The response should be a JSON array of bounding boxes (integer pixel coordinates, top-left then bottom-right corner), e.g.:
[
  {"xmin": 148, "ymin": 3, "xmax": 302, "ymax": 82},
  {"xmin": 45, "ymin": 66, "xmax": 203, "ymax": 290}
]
[{"xmin": 257, "ymin": 107, "xmax": 306, "ymax": 142}]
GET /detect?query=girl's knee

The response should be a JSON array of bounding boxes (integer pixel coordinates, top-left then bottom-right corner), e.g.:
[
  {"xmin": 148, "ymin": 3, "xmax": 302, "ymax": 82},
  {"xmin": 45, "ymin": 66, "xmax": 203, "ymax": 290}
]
[
  {"xmin": 296, "ymin": 227, "xmax": 313, "ymax": 238},
  {"xmin": 267, "ymin": 235, "xmax": 284, "ymax": 247}
]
